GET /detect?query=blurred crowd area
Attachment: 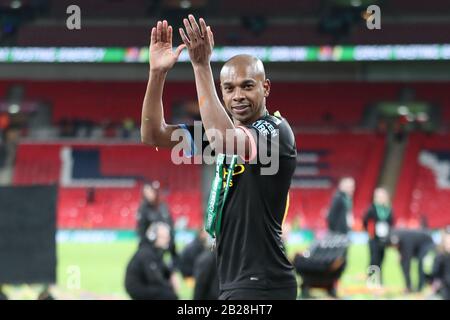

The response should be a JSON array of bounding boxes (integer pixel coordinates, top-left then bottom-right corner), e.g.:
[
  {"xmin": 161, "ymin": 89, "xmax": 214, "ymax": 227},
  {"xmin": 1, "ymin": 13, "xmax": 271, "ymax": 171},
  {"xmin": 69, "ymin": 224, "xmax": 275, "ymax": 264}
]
[{"xmin": 0, "ymin": 0, "xmax": 449, "ymax": 46}]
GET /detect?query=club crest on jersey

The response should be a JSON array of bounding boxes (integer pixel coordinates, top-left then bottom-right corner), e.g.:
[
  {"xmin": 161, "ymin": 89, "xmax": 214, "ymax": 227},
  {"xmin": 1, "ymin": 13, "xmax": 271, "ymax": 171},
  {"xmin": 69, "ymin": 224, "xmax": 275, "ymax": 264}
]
[{"xmin": 252, "ymin": 120, "xmax": 278, "ymax": 138}]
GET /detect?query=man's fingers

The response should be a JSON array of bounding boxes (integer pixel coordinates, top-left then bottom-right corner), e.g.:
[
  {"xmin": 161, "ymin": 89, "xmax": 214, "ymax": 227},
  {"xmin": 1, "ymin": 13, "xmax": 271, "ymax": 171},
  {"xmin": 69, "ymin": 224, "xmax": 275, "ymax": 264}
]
[
  {"xmin": 179, "ymin": 28, "xmax": 191, "ymax": 47},
  {"xmin": 199, "ymin": 18, "xmax": 207, "ymax": 35},
  {"xmin": 189, "ymin": 14, "xmax": 202, "ymax": 38},
  {"xmin": 183, "ymin": 18, "xmax": 196, "ymax": 42},
  {"xmin": 150, "ymin": 27, "xmax": 156, "ymax": 45},
  {"xmin": 162, "ymin": 20, "xmax": 168, "ymax": 42},
  {"xmin": 156, "ymin": 21, "xmax": 162, "ymax": 42},
  {"xmin": 174, "ymin": 44, "xmax": 186, "ymax": 58},
  {"xmin": 207, "ymin": 26, "xmax": 214, "ymax": 47},
  {"xmin": 199, "ymin": 18, "xmax": 208, "ymax": 42},
  {"xmin": 168, "ymin": 25, "xmax": 173, "ymax": 45}
]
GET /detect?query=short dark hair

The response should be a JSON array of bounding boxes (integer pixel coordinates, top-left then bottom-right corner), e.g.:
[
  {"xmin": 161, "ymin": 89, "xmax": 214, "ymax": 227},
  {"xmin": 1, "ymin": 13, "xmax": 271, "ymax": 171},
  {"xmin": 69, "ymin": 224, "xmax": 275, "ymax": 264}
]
[{"xmin": 144, "ymin": 180, "xmax": 160, "ymax": 190}]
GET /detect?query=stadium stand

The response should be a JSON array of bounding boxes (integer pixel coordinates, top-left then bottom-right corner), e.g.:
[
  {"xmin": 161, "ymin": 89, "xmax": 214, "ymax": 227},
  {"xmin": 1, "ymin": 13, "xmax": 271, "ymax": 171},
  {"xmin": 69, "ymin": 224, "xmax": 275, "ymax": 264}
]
[
  {"xmin": 13, "ymin": 132, "xmax": 385, "ymax": 230},
  {"xmin": 394, "ymin": 133, "xmax": 450, "ymax": 228},
  {"xmin": 3, "ymin": 81, "xmax": 449, "ymax": 129},
  {"xmin": 6, "ymin": 81, "xmax": 450, "ymax": 130},
  {"xmin": 5, "ymin": 79, "xmax": 450, "ymax": 230},
  {"xmin": 15, "ymin": 22, "xmax": 450, "ymax": 46},
  {"xmin": 13, "ymin": 142, "xmax": 203, "ymax": 228},
  {"xmin": 289, "ymin": 133, "xmax": 385, "ymax": 230},
  {"xmin": 7, "ymin": 0, "xmax": 449, "ymax": 46}
]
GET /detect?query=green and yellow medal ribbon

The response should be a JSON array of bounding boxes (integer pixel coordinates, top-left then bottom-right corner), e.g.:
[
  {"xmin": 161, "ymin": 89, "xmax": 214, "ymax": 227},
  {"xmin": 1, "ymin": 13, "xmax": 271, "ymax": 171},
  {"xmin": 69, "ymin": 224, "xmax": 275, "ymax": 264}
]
[{"xmin": 205, "ymin": 153, "xmax": 238, "ymax": 239}]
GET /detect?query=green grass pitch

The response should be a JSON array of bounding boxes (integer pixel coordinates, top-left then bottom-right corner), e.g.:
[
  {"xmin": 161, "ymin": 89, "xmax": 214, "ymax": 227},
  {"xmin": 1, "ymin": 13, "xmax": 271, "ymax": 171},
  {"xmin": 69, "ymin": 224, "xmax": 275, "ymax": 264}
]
[{"xmin": 46, "ymin": 241, "xmax": 424, "ymax": 300}]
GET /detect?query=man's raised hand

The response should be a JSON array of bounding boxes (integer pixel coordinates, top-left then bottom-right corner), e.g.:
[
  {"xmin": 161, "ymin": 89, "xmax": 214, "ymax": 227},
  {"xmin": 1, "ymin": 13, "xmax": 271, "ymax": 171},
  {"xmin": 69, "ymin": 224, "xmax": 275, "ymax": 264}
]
[
  {"xmin": 179, "ymin": 15, "xmax": 214, "ymax": 67},
  {"xmin": 149, "ymin": 20, "xmax": 186, "ymax": 73}
]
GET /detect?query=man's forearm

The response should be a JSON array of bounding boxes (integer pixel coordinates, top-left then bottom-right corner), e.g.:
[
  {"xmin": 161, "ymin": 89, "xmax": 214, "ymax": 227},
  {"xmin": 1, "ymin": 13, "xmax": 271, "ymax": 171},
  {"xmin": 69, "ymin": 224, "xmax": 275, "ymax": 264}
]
[
  {"xmin": 141, "ymin": 70, "xmax": 168, "ymax": 144},
  {"xmin": 192, "ymin": 64, "xmax": 235, "ymax": 138}
]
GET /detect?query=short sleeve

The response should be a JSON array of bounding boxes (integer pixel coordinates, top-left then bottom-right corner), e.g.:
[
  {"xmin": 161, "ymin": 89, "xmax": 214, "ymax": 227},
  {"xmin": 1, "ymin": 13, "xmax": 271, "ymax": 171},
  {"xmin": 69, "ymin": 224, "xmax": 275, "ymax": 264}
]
[{"xmin": 179, "ymin": 123, "xmax": 210, "ymax": 158}]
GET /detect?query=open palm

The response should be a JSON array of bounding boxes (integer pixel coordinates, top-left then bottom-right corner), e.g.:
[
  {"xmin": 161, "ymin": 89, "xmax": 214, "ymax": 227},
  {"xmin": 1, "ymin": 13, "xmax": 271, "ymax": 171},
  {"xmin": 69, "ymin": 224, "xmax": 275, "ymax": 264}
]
[{"xmin": 150, "ymin": 20, "xmax": 185, "ymax": 72}]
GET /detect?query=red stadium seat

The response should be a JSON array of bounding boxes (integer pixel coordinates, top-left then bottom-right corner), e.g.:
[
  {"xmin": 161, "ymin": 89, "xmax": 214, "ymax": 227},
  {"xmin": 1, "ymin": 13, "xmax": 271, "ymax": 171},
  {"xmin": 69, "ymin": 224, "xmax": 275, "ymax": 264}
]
[
  {"xmin": 394, "ymin": 133, "xmax": 450, "ymax": 228},
  {"xmin": 288, "ymin": 133, "xmax": 385, "ymax": 229},
  {"xmin": 14, "ymin": 142, "xmax": 203, "ymax": 229}
]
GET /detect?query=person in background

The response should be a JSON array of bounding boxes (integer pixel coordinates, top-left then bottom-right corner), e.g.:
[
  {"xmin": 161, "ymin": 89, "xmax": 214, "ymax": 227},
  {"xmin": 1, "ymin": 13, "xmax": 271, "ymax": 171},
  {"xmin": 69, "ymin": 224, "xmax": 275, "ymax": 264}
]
[
  {"xmin": 193, "ymin": 238, "xmax": 220, "ymax": 300},
  {"xmin": 136, "ymin": 181, "xmax": 178, "ymax": 268},
  {"xmin": 363, "ymin": 187, "xmax": 394, "ymax": 283},
  {"xmin": 327, "ymin": 177, "xmax": 355, "ymax": 235},
  {"xmin": 125, "ymin": 222, "xmax": 178, "ymax": 300},
  {"xmin": 179, "ymin": 229, "xmax": 209, "ymax": 278},
  {"xmin": 431, "ymin": 226, "xmax": 450, "ymax": 300},
  {"xmin": 390, "ymin": 228, "xmax": 435, "ymax": 293}
]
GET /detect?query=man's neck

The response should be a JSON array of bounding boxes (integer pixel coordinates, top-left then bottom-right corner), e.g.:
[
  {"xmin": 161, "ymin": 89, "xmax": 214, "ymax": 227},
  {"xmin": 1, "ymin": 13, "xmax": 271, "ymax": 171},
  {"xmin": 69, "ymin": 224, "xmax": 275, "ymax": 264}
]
[{"xmin": 233, "ymin": 107, "xmax": 267, "ymax": 126}]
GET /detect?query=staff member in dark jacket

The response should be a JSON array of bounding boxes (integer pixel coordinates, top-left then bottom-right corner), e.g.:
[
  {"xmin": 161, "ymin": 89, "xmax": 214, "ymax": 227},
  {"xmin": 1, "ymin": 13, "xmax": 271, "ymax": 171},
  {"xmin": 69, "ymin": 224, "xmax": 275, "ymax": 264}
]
[
  {"xmin": 432, "ymin": 226, "xmax": 450, "ymax": 300},
  {"xmin": 136, "ymin": 181, "xmax": 178, "ymax": 267},
  {"xmin": 179, "ymin": 229, "xmax": 209, "ymax": 278},
  {"xmin": 390, "ymin": 228, "xmax": 435, "ymax": 292},
  {"xmin": 193, "ymin": 248, "xmax": 220, "ymax": 300},
  {"xmin": 125, "ymin": 222, "xmax": 178, "ymax": 300},
  {"xmin": 327, "ymin": 177, "xmax": 355, "ymax": 235},
  {"xmin": 363, "ymin": 187, "xmax": 394, "ymax": 282}
]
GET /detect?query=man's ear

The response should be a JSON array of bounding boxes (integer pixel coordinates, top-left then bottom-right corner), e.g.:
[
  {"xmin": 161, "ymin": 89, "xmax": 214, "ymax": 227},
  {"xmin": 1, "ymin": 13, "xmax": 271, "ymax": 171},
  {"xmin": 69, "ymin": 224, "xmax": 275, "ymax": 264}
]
[{"xmin": 263, "ymin": 79, "xmax": 271, "ymax": 98}]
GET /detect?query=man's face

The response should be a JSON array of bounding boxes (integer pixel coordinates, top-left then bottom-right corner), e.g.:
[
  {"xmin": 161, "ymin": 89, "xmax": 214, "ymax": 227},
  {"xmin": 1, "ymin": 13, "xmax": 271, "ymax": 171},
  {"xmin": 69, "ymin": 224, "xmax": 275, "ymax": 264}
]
[
  {"xmin": 348, "ymin": 182, "xmax": 355, "ymax": 196},
  {"xmin": 374, "ymin": 188, "xmax": 389, "ymax": 205},
  {"xmin": 155, "ymin": 226, "xmax": 171, "ymax": 250},
  {"xmin": 220, "ymin": 64, "xmax": 270, "ymax": 125},
  {"xmin": 341, "ymin": 179, "xmax": 355, "ymax": 197},
  {"xmin": 143, "ymin": 185, "xmax": 157, "ymax": 203}
]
